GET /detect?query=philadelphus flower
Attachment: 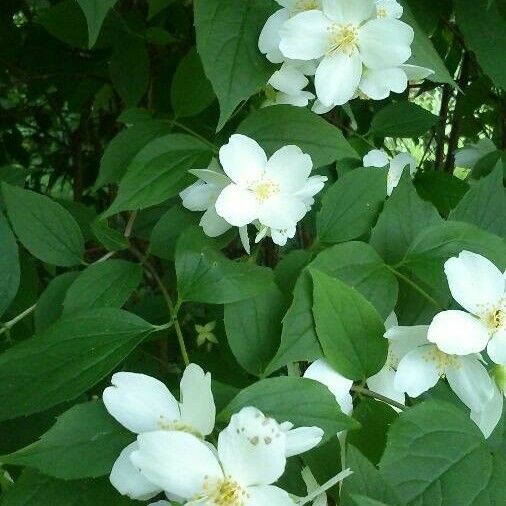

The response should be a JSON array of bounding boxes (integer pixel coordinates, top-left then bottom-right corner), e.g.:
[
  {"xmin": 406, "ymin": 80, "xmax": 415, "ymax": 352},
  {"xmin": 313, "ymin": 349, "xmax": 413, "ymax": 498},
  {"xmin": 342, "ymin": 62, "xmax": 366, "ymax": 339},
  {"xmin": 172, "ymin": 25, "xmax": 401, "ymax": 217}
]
[
  {"xmin": 427, "ymin": 251, "xmax": 506, "ymax": 365},
  {"xmin": 131, "ymin": 407, "xmax": 313, "ymax": 505},
  {"xmin": 363, "ymin": 148, "xmax": 417, "ymax": 196}
]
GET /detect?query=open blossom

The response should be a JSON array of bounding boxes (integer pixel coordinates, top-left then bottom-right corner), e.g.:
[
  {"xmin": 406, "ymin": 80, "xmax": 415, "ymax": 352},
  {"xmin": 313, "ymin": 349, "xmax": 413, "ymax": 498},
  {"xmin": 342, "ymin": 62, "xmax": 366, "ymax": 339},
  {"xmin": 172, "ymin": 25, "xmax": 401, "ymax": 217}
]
[
  {"xmin": 363, "ymin": 148, "xmax": 416, "ymax": 196},
  {"xmin": 427, "ymin": 251, "xmax": 506, "ymax": 364},
  {"xmin": 278, "ymin": 0, "xmax": 414, "ymax": 107},
  {"xmin": 375, "ymin": 0, "xmax": 403, "ymax": 19},
  {"xmin": 130, "ymin": 407, "xmax": 314, "ymax": 505}
]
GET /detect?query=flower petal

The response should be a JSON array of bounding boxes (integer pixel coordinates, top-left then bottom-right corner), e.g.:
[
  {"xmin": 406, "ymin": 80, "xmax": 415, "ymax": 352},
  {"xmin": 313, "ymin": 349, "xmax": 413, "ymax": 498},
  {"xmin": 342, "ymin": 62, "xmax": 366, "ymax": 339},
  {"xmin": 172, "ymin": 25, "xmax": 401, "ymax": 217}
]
[
  {"xmin": 427, "ymin": 310, "xmax": 490, "ymax": 355},
  {"xmin": 359, "ymin": 67, "xmax": 407, "ymax": 100},
  {"xmin": 103, "ymin": 372, "xmax": 180, "ymax": 433},
  {"xmin": 470, "ymin": 385, "xmax": 504, "ymax": 439},
  {"xmin": 304, "ymin": 359, "xmax": 354, "ymax": 415},
  {"xmin": 219, "ymin": 134, "xmax": 267, "ymax": 186},
  {"xmin": 218, "ymin": 407, "xmax": 287, "ymax": 487},
  {"xmin": 384, "ymin": 311, "xmax": 398, "ymax": 330},
  {"xmin": 110, "ymin": 442, "xmax": 162, "ymax": 500},
  {"xmin": 295, "ymin": 175, "xmax": 328, "ymax": 205},
  {"xmin": 265, "ymin": 145, "xmax": 313, "ymax": 192},
  {"xmin": 246, "ymin": 485, "xmax": 296, "ymax": 506},
  {"xmin": 279, "ymin": 10, "xmax": 331, "ymax": 61},
  {"xmin": 444, "ymin": 250, "xmax": 504, "ymax": 315},
  {"xmin": 394, "ymin": 346, "xmax": 441, "ymax": 398},
  {"xmin": 179, "ymin": 363, "xmax": 216, "ymax": 436},
  {"xmin": 215, "ymin": 184, "xmax": 260, "ymax": 227},
  {"xmin": 488, "ymin": 329, "xmax": 506, "ymax": 365},
  {"xmin": 200, "ymin": 206, "xmax": 232, "ymax": 237},
  {"xmin": 446, "ymin": 355, "xmax": 495, "ymax": 412},
  {"xmin": 376, "ymin": 0, "xmax": 403, "ymax": 18},
  {"xmin": 257, "ymin": 194, "xmax": 307, "ymax": 230},
  {"xmin": 385, "ymin": 325, "xmax": 430, "ymax": 366},
  {"xmin": 400, "ymin": 64, "xmax": 434, "ymax": 81},
  {"xmin": 259, "ymin": 9, "xmax": 291, "ymax": 64},
  {"xmin": 271, "ymin": 225, "xmax": 297, "ymax": 246},
  {"xmin": 322, "ymin": 0, "xmax": 375, "ymax": 24},
  {"xmin": 367, "ymin": 366, "xmax": 405, "ymax": 407},
  {"xmin": 284, "ymin": 426, "xmax": 324, "ymax": 457},
  {"xmin": 363, "ymin": 149, "xmax": 389, "ymax": 168},
  {"xmin": 269, "ymin": 63, "xmax": 309, "ymax": 95},
  {"xmin": 131, "ymin": 431, "xmax": 223, "ymax": 500},
  {"xmin": 180, "ymin": 182, "xmax": 219, "ymax": 212},
  {"xmin": 358, "ymin": 18, "xmax": 413, "ymax": 69},
  {"xmin": 239, "ymin": 225, "xmax": 251, "ymax": 254},
  {"xmin": 315, "ymin": 51, "xmax": 362, "ymax": 107}
]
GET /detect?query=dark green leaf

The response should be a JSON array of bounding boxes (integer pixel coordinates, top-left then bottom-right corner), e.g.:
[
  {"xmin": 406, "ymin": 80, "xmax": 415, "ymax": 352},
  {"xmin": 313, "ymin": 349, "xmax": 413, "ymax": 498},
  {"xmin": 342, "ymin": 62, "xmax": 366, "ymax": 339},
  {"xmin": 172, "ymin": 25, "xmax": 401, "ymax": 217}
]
[
  {"xmin": 0, "ymin": 210, "xmax": 20, "ymax": 318},
  {"xmin": 91, "ymin": 220, "xmax": 129, "ymax": 252},
  {"xmin": 75, "ymin": 0, "xmax": 118, "ymax": 48}
]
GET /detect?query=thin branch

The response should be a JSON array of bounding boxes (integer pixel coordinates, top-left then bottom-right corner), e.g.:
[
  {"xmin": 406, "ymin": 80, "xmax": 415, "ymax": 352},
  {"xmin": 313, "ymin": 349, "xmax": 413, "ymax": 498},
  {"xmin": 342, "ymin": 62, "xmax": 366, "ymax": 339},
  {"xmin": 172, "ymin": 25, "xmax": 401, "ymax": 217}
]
[
  {"xmin": 352, "ymin": 385, "xmax": 406, "ymax": 411},
  {"xmin": 0, "ymin": 304, "xmax": 37, "ymax": 336}
]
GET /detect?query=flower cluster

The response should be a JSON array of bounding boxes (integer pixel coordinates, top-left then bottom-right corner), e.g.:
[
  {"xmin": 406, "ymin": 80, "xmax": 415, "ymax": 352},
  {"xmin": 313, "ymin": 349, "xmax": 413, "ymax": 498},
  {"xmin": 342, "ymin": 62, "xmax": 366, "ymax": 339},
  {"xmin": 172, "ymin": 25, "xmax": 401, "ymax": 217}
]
[
  {"xmin": 180, "ymin": 134, "xmax": 327, "ymax": 251},
  {"xmin": 103, "ymin": 364, "xmax": 330, "ymax": 505},
  {"xmin": 305, "ymin": 251, "xmax": 506, "ymax": 438},
  {"xmin": 259, "ymin": 0, "xmax": 434, "ymax": 111}
]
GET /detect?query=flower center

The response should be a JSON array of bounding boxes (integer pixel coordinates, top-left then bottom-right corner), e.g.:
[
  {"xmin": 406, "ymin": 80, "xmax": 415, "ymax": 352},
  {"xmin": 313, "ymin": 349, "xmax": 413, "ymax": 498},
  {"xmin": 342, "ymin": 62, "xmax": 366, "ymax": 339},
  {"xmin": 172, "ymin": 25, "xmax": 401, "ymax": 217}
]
[
  {"xmin": 327, "ymin": 24, "xmax": 359, "ymax": 56},
  {"xmin": 485, "ymin": 308, "xmax": 504, "ymax": 331},
  {"xmin": 199, "ymin": 477, "xmax": 248, "ymax": 506},
  {"xmin": 377, "ymin": 7, "xmax": 388, "ymax": 17},
  {"xmin": 423, "ymin": 346, "xmax": 459, "ymax": 375},
  {"xmin": 295, "ymin": 0, "xmax": 319, "ymax": 11},
  {"xmin": 251, "ymin": 180, "xmax": 280, "ymax": 202},
  {"xmin": 157, "ymin": 417, "xmax": 202, "ymax": 438}
]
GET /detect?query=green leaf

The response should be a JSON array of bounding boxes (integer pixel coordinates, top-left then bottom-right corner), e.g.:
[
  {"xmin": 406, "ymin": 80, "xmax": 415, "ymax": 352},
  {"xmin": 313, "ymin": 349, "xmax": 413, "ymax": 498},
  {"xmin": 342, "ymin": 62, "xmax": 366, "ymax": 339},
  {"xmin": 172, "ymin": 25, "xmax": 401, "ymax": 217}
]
[
  {"xmin": 102, "ymin": 134, "xmax": 212, "ymax": 217},
  {"xmin": 311, "ymin": 269, "xmax": 387, "ymax": 380},
  {"xmin": 379, "ymin": 401, "xmax": 494, "ymax": 505},
  {"xmin": 176, "ymin": 227, "xmax": 272, "ymax": 304},
  {"xmin": 400, "ymin": 0, "xmax": 454, "ymax": 85},
  {"xmin": 1, "ymin": 183, "xmax": 84, "ymax": 267},
  {"xmin": 449, "ymin": 166, "xmax": 506, "ymax": 237},
  {"xmin": 75, "ymin": 0, "xmax": 118, "ymax": 48},
  {"xmin": 454, "ymin": 0, "xmax": 506, "ymax": 89},
  {"xmin": 317, "ymin": 168, "xmax": 387, "ymax": 244},
  {"xmin": 341, "ymin": 446, "xmax": 402, "ymax": 506},
  {"xmin": 171, "ymin": 47, "xmax": 215, "ymax": 118},
  {"xmin": 95, "ymin": 120, "xmax": 172, "ymax": 188},
  {"xmin": 369, "ymin": 102, "xmax": 438, "ymax": 138},
  {"xmin": 194, "ymin": 0, "xmax": 275, "ymax": 129},
  {"xmin": 0, "ymin": 308, "xmax": 154, "ymax": 421},
  {"xmin": 370, "ymin": 172, "xmax": 443, "ymax": 264},
  {"xmin": 110, "ymin": 35, "xmax": 150, "ymax": 106},
  {"xmin": 34, "ymin": 272, "xmax": 79, "ymax": 333},
  {"xmin": 237, "ymin": 105, "xmax": 358, "ymax": 167},
  {"xmin": 91, "ymin": 220, "xmax": 129, "ymax": 252},
  {"xmin": 63, "ymin": 260, "xmax": 142, "ymax": 314},
  {"xmin": 224, "ymin": 283, "xmax": 286, "ymax": 377},
  {"xmin": 1, "ymin": 401, "xmax": 132, "ymax": 479},
  {"xmin": 220, "ymin": 376, "xmax": 359, "ymax": 443},
  {"xmin": 350, "ymin": 496, "xmax": 392, "ymax": 506},
  {"xmin": 0, "ymin": 210, "xmax": 20, "ymax": 318}
]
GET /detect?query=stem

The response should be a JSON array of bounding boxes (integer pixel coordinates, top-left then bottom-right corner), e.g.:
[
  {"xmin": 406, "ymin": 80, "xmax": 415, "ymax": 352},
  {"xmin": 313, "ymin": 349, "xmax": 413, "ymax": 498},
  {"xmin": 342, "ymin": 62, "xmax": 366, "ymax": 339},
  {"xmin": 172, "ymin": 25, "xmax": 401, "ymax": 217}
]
[
  {"xmin": 172, "ymin": 299, "xmax": 190, "ymax": 367},
  {"xmin": 0, "ymin": 304, "xmax": 37, "ymax": 336},
  {"xmin": 171, "ymin": 120, "xmax": 218, "ymax": 153},
  {"xmin": 351, "ymin": 385, "xmax": 406, "ymax": 411},
  {"xmin": 297, "ymin": 469, "xmax": 353, "ymax": 506},
  {"xmin": 124, "ymin": 210, "xmax": 138, "ymax": 239},
  {"xmin": 385, "ymin": 264, "xmax": 443, "ymax": 310}
]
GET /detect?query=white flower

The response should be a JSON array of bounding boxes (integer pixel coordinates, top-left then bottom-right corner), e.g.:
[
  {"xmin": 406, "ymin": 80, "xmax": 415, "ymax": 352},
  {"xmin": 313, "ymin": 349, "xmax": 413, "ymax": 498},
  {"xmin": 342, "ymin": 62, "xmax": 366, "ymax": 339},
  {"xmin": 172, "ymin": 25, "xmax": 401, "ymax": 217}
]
[
  {"xmin": 363, "ymin": 148, "xmax": 416, "ymax": 196},
  {"xmin": 130, "ymin": 407, "xmax": 303, "ymax": 505},
  {"xmin": 215, "ymin": 134, "xmax": 326, "ymax": 231},
  {"xmin": 394, "ymin": 326, "xmax": 495, "ymax": 413},
  {"xmin": 148, "ymin": 501, "xmax": 171, "ymax": 506},
  {"xmin": 427, "ymin": 251, "xmax": 506, "ymax": 364},
  {"xmin": 375, "ymin": 0, "xmax": 403, "ymax": 19},
  {"xmin": 103, "ymin": 364, "xmax": 215, "ymax": 500},
  {"xmin": 454, "ymin": 138, "xmax": 496, "ymax": 170},
  {"xmin": 259, "ymin": 0, "xmax": 323, "ymax": 63},
  {"xmin": 279, "ymin": 0, "xmax": 414, "ymax": 107}
]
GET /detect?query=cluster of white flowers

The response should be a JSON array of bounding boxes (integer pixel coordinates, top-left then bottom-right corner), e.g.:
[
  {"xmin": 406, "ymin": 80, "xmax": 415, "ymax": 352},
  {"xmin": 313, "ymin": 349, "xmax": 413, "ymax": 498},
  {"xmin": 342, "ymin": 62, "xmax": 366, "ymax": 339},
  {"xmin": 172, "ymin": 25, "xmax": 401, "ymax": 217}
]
[
  {"xmin": 102, "ymin": 363, "xmax": 345, "ymax": 505},
  {"xmin": 259, "ymin": 0, "xmax": 434, "ymax": 112},
  {"xmin": 306, "ymin": 251, "xmax": 506, "ymax": 438},
  {"xmin": 180, "ymin": 134, "xmax": 327, "ymax": 251}
]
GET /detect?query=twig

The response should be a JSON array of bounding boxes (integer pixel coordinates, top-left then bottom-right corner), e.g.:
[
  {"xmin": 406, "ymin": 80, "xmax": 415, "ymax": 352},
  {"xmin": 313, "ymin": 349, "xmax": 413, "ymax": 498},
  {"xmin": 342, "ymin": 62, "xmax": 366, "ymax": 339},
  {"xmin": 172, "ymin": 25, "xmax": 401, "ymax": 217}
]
[
  {"xmin": 351, "ymin": 385, "xmax": 406, "ymax": 411},
  {"xmin": 0, "ymin": 304, "xmax": 37, "ymax": 336}
]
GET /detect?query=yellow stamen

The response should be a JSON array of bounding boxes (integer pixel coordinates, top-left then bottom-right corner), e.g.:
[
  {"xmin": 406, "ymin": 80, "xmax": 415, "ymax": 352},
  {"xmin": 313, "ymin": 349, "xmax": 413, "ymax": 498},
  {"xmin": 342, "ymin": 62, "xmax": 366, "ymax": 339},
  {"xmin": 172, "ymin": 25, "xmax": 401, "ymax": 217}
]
[
  {"xmin": 252, "ymin": 180, "xmax": 280, "ymax": 202},
  {"xmin": 423, "ymin": 347, "xmax": 459, "ymax": 375},
  {"xmin": 327, "ymin": 24, "xmax": 359, "ymax": 56},
  {"xmin": 197, "ymin": 477, "xmax": 248, "ymax": 506},
  {"xmin": 295, "ymin": 0, "xmax": 319, "ymax": 11}
]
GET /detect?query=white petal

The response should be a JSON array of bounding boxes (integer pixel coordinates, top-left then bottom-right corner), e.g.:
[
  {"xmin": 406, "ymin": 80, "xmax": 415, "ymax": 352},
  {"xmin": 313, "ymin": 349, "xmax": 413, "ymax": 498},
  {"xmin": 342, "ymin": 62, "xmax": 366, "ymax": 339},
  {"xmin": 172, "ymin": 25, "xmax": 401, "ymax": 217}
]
[
  {"xmin": 446, "ymin": 355, "xmax": 495, "ymax": 412},
  {"xmin": 239, "ymin": 225, "xmax": 251, "ymax": 254},
  {"xmin": 259, "ymin": 9, "xmax": 291, "ymax": 64},
  {"xmin": 363, "ymin": 149, "xmax": 389, "ymax": 168},
  {"xmin": 218, "ymin": 407, "xmax": 287, "ymax": 487},
  {"xmin": 390, "ymin": 152, "xmax": 416, "ymax": 177},
  {"xmin": 384, "ymin": 311, "xmax": 398, "ymax": 330},
  {"xmin": 367, "ymin": 366, "xmax": 405, "ymax": 407},
  {"xmin": 359, "ymin": 67, "xmax": 407, "ymax": 100},
  {"xmin": 323, "ymin": 0, "xmax": 375, "ymax": 24},
  {"xmin": 179, "ymin": 363, "xmax": 216, "ymax": 436},
  {"xmin": 200, "ymin": 206, "xmax": 232, "ymax": 237},
  {"xmin": 265, "ymin": 145, "xmax": 313, "ymax": 192},
  {"xmin": 131, "ymin": 431, "xmax": 222, "ymax": 500},
  {"xmin": 358, "ymin": 18, "xmax": 413, "ymax": 69},
  {"xmin": 284, "ymin": 426, "xmax": 324, "ymax": 457},
  {"xmin": 246, "ymin": 485, "xmax": 296, "ymax": 505},
  {"xmin": 219, "ymin": 134, "xmax": 267, "ymax": 186},
  {"xmin": 279, "ymin": 10, "xmax": 331, "ymax": 60},
  {"xmin": 315, "ymin": 51, "xmax": 362, "ymax": 107},
  {"xmin": 271, "ymin": 225, "xmax": 297, "ymax": 246},
  {"xmin": 294, "ymin": 175, "xmax": 328, "ymax": 202},
  {"xmin": 427, "ymin": 310, "xmax": 490, "ymax": 355},
  {"xmin": 376, "ymin": 0, "xmax": 403, "ymax": 18},
  {"xmin": 471, "ymin": 385, "xmax": 504, "ymax": 439},
  {"xmin": 304, "ymin": 359, "xmax": 354, "ymax": 415},
  {"xmin": 257, "ymin": 194, "xmax": 307, "ymax": 230},
  {"xmin": 311, "ymin": 99, "xmax": 334, "ymax": 114},
  {"xmin": 189, "ymin": 169, "xmax": 230, "ymax": 188},
  {"xmin": 148, "ymin": 501, "xmax": 172, "ymax": 506},
  {"xmin": 488, "ymin": 329, "xmax": 506, "ymax": 365},
  {"xmin": 180, "ymin": 182, "xmax": 219, "ymax": 212},
  {"xmin": 269, "ymin": 90, "xmax": 315, "ymax": 107},
  {"xmin": 103, "ymin": 372, "xmax": 180, "ymax": 434},
  {"xmin": 444, "ymin": 251, "xmax": 504, "ymax": 315},
  {"xmin": 269, "ymin": 63, "xmax": 309, "ymax": 95},
  {"xmin": 110, "ymin": 443, "xmax": 162, "ymax": 500},
  {"xmin": 385, "ymin": 325, "xmax": 430, "ymax": 366},
  {"xmin": 400, "ymin": 64, "xmax": 434, "ymax": 81},
  {"xmin": 394, "ymin": 346, "xmax": 441, "ymax": 397},
  {"xmin": 215, "ymin": 184, "xmax": 260, "ymax": 227}
]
